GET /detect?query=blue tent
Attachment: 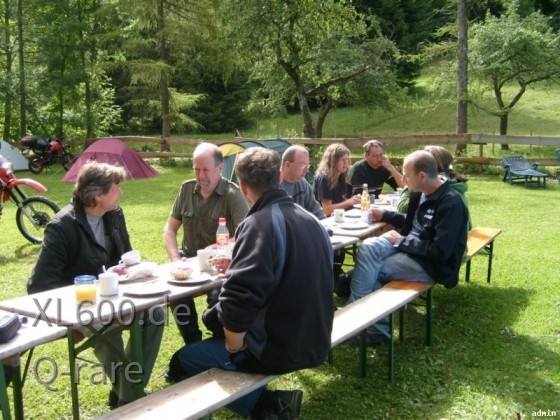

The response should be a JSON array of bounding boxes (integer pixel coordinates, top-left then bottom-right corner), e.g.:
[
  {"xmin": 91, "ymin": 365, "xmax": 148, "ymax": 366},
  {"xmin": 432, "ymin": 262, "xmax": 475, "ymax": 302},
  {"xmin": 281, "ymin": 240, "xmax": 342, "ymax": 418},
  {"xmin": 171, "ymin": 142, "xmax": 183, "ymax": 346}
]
[{"xmin": 219, "ymin": 139, "xmax": 292, "ymax": 182}]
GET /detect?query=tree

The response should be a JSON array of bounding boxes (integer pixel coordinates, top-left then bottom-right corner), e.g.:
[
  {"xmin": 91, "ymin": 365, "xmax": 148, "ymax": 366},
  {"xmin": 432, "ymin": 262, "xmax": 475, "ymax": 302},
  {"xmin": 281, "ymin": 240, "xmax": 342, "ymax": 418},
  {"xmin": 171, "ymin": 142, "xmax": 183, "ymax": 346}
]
[
  {"xmin": 469, "ymin": 2, "xmax": 560, "ymax": 147},
  {"xmin": 225, "ymin": 0, "xmax": 401, "ymax": 138},
  {"xmin": 455, "ymin": 0, "xmax": 468, "ymax": 155}
]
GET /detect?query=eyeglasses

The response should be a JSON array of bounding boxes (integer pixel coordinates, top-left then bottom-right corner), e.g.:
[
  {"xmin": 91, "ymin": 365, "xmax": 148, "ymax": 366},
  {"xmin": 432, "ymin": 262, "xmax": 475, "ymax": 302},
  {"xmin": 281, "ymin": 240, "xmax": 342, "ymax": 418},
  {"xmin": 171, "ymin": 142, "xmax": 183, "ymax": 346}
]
[{"xmin": 291, "ymin": 161, "xmax": 309, "ymax": 168}]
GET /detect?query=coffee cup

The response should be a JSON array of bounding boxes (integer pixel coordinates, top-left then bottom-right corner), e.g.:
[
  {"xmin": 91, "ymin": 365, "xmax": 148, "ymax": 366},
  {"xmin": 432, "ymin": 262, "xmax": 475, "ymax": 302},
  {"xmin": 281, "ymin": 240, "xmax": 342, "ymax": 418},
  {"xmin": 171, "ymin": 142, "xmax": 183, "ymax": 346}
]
[
  {"xmin": 98, "ymin": 272, "xmax": 119, "ymax": 297},
  {"xmin": 197, "ymin": 249, "xmax": 214, "ymax": 272},
  {"xmin": 120, "ymin": 250, "xmax": 141, "ymax": 266},
  {"xmin": 333, "ymin": 209, "xmax": 344, "ymax": 223}
]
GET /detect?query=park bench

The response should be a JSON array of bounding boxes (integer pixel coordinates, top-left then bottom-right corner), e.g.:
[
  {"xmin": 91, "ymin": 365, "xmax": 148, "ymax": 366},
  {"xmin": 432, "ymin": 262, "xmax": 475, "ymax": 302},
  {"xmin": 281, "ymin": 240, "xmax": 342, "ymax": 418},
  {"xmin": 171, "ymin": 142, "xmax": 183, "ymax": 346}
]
[
  {"xmin": 502, "ymin": 156, "xmax": 548, "ymax": 188},
  {"xmin": 464, "ymin": 227, "xmax": 502, "ymax": 283},
  {"xmin": 96, "ymin": 280, "xmax": 433, "ymax": 420}
]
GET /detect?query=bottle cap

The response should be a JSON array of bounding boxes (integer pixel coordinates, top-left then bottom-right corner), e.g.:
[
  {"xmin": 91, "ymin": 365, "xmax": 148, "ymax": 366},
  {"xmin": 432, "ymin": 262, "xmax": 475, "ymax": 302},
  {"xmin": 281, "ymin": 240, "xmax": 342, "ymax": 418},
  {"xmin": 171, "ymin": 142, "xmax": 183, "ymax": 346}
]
[{"xmin": 219, "ymin": 217, "xmax": 226, "ymax": 223}]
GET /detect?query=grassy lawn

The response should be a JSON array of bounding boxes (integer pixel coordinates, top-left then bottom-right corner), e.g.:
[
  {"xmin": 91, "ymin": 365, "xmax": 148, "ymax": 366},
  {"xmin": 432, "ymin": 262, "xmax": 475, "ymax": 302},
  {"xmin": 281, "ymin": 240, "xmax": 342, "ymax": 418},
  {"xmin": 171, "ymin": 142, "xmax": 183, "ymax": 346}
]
[{"xmin": 1, "ymin": 161, "xmax": 558, "ymax": 419}]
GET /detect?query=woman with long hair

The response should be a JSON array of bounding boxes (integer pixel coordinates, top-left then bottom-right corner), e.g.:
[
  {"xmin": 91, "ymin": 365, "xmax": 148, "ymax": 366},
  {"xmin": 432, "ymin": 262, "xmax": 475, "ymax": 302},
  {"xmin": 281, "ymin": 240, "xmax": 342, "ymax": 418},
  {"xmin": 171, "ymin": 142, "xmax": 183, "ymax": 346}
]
[{"xmin": 313, "ymin": 143, "xmax": 360, "ymax": 216}]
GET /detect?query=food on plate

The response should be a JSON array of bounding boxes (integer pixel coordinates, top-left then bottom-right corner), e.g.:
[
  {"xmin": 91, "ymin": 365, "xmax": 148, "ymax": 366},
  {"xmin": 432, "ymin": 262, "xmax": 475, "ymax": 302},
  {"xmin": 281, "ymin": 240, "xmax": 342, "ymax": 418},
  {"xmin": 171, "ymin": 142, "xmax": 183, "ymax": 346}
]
[
  {"xmin": 206, "ymin": 255, "xmax": 231, "ymax": 268},
  {"xmin": 170, "ymin": 266, "xmax": 193, "ymax": 281}
]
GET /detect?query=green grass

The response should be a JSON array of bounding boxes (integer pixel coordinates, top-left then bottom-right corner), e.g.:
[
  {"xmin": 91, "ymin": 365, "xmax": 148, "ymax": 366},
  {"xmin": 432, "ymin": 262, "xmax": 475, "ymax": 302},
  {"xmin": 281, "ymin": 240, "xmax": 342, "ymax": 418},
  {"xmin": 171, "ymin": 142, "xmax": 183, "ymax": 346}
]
[{"xmin": 1, "ymin": 163, "xmax": 559, "ymax": 419}]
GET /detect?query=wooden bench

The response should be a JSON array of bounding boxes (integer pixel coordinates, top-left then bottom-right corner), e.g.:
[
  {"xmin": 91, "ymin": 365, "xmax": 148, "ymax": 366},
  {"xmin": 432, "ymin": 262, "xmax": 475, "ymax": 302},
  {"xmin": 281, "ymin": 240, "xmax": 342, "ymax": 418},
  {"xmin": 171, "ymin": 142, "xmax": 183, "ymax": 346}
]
[
  {"xmin": 0, "ymin": 319, "xmax": 67, "ymax": 420},
  {"xmin": 464, "ymin": 227, "xmax": 502, "ymax": 283},
  {"xmin": 97, "ymin": 280, "xmax": 433, "ymax": 420}
]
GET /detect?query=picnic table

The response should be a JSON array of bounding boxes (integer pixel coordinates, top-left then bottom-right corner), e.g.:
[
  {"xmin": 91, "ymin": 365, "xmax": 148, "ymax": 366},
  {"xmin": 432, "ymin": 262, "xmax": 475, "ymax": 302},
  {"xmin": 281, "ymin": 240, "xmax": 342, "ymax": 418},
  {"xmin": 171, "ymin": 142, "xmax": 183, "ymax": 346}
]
[
  {"xmin": 0, "ymin": 320, "xmax": 67, "ymax": 419},
  {"xmin": 0, "ymin": 261, "xmax": 226, "ymax": 419}
]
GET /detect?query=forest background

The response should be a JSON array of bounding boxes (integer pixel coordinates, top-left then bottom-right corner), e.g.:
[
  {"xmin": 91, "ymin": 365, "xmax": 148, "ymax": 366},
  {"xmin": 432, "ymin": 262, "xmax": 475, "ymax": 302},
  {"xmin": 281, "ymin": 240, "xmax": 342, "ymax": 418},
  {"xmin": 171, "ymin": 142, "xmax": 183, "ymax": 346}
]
[{"xmin": 1, "ymin": 0, "xmax": 560, "ymax": 146}]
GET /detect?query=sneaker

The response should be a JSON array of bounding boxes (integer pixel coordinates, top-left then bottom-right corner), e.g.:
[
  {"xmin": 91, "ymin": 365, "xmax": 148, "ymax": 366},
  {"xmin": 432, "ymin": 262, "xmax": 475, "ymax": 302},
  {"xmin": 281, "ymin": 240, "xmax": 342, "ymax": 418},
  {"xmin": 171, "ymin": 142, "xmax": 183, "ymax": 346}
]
[
  {"xmin": 270, "ymin": 389, "xmax": 303, "ymax": 419},
  {"xmin": 346, "ymin": 333, "xmax": 390, "ymax": 347}
]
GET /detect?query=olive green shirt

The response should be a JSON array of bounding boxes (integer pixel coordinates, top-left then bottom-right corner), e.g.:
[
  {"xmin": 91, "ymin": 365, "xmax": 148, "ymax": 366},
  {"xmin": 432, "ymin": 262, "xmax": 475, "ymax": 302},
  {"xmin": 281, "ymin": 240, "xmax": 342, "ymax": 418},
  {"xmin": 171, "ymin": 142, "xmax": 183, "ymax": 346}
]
[{"xmin": 170, "ymin": 177, "xmax": 249, "ymax": 257}]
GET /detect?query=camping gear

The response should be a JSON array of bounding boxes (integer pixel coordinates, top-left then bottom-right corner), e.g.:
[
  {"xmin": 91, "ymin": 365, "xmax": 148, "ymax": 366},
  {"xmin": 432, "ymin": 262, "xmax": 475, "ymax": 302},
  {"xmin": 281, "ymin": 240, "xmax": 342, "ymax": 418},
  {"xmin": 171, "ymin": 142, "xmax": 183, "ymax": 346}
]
[
  {"xmin": 219, "ymin": 139, "xmax": 292, "ymax": 182},
  {"xmin": 502, "ymin": 156, "xmax": 548, "ymax": 188},
  {"xmin": 62, "ymin": 138, "xmax": 159, "ymax": 183},
  {"xmin": 0, "ymin": 140, "xmax": 28, "ymax": 171},
  {"xmin": 0, "ymin": 154, "xmax": 60, "ymax": 244},
  {"xmin": 20, "ymin": 136, "xmax": 76, "ymax": 174}
]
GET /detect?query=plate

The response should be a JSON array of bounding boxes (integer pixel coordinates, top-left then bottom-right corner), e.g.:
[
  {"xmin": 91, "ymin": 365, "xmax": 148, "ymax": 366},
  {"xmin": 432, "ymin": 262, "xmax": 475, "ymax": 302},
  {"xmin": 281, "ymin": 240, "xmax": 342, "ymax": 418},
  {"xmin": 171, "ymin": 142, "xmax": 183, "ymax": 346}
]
[
  {"xmin": 167, "ymin": 273, "xmax": 213, "ymax": 286},
  {"xmin": 340, "ymin": 222, "xmax": 368, "ymax": 230},
  {"xmin": 344, "ymin": 209, "xmax": 362, "ymax": 218},
  {"xmin": 122, "ymin": 283, "xmax": 171, "ymax": 297}
]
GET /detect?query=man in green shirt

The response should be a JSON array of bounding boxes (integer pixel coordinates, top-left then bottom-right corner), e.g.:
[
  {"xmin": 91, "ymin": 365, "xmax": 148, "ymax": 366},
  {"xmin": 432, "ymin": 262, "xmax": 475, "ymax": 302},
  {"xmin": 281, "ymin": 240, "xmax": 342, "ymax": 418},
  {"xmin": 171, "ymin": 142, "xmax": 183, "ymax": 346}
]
[{"xmin": 163, "ymin": 143, "xmax": 248, "ymax": 356}]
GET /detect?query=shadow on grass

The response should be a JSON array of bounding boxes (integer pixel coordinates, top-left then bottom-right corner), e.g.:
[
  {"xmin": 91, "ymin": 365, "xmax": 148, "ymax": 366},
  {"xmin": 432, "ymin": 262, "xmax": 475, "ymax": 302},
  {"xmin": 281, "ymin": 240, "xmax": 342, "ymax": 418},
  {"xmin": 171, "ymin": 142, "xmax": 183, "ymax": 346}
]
[{"xmin": 292, "ymin": 284, "xmax": 557, "ymax": 418}]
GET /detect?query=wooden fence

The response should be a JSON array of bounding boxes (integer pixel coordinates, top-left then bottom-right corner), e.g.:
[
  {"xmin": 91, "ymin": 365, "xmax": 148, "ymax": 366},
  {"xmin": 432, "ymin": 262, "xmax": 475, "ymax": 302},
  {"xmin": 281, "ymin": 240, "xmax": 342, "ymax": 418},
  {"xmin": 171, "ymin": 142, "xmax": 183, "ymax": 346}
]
[{"xmin": 73, "ymin": 134, "xmax": 560, "ymax": 168}]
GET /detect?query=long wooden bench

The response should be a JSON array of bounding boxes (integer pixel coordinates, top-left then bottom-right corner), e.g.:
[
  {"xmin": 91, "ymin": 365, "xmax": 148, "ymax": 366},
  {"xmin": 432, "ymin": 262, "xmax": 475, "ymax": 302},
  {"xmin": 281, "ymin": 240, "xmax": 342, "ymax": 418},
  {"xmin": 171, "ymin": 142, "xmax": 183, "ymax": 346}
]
[
  {"xmin": 97, "ymin": 280, "xmax": 433, "ymax": 420},
  {"xmin": 464, "ymin": 227, "xmax": 502, "ymax": 283}
]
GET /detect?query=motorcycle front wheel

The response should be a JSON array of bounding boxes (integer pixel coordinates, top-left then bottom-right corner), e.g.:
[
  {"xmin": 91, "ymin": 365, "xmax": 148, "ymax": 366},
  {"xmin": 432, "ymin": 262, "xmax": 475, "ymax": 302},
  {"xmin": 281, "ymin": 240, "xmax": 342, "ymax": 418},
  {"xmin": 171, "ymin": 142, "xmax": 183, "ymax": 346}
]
[
  {"xmin": 16, "ymin": 196, "xmax": 60, "ymax": 244},
  {"xmin": 28, "ymin": 157, "xmax": 45, "ymax": 174}
]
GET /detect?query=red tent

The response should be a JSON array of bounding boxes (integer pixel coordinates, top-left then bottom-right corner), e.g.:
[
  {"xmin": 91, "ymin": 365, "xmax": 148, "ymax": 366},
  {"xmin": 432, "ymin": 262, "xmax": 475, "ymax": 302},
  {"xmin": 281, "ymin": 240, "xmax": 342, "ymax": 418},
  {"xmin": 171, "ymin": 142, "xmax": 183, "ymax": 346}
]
[{"xmin": 62, "ymin": 138, "xmax": 159, "ymax": 182}]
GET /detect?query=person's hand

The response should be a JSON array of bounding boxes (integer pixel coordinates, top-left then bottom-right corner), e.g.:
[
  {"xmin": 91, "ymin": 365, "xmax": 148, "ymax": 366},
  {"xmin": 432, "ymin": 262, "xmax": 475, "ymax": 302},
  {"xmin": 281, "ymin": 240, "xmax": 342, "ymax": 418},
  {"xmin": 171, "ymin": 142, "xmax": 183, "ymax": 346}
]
[
  {"xmin": 208, "ymin": 255, "xmax": 232, "ymax": 273},
  {"xmin": 349, "ymin": 194, "xmax": 361, "ymax": 206},
  {"xmin": 381, "ymin": 155, "xmax": 393, "ymax": 168},
  {"xmin": 371, "ymin": 208, "xmax": 384, "ymax": 222},
  {"xmin": 381, "ymin": 229, "xmax": 401, "ymax": 245}
]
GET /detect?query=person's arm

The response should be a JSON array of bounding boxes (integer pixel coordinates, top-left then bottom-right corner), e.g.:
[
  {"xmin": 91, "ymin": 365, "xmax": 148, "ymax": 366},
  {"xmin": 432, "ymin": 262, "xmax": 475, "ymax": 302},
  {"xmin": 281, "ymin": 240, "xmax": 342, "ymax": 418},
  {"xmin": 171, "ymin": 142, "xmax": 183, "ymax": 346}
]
[
  {"xmin": 396, "ymin": 187, "xmax": 410, "ymax": 213},
  {"xmin": 226, "ymin": 187, "xmax": 250, "ymax": 230},
  {"xmin": 321, "ymin": 196, "xmax": 360, "ymax": 217},
  {"xmin": 224, "ymin": 328, "xmax": 246, "ymax": 353},
  {"xmin": 163, "ymin": 215, "xmax": 182, "ymax": 261},
  {"xmin": 27, "ymin": 222, "xmax": 70, "ymax": 294},
  {"xmin": 381, "ymin": 156, "xmax": 405, "ymax": 188}
]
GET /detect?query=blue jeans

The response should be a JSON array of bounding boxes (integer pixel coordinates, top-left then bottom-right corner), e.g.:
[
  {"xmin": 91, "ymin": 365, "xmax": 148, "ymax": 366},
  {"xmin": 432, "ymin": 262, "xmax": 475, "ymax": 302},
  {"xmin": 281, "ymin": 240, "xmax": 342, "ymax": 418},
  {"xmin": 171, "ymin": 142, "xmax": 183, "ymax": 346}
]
[
  {"xmin": 348, "ymin": 237, "xmax": 433, "ymax": 334},
  {"xmin": 176, "ymin": 338, "xmax": 263, "ymax": 417}
]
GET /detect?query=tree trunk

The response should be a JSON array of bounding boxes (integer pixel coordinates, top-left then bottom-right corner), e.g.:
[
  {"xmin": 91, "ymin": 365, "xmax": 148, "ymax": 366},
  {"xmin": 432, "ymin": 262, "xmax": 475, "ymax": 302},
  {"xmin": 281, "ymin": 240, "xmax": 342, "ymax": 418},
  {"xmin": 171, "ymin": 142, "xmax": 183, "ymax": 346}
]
[
  {"xmin": 157, "ymin": 0, "xmax": 171, "ymax": 147},
  {"xmin": 17, "ymin": 0, "xmax": 26, "ymax": 136},
  {"xmin": 455, "ymin": 0, "xmax": 468, "ymax": 156},
  {"xmin": 499, "ymin": 114, "xmax": 509, "ymax": 150},
  {"xmin": 299, "ymin": 93, "xmax": 317, "ymax": 138},
  {"xmin": 78, "ymin": 0, "xmax": 94, "ymax": 139},
  {"xmin": 315, "ymin": 98, "xmax": 334, "ymax": 140},
  {"xmin": 3, "ymin": 0, "xmax": 12, "ymax": 141}
]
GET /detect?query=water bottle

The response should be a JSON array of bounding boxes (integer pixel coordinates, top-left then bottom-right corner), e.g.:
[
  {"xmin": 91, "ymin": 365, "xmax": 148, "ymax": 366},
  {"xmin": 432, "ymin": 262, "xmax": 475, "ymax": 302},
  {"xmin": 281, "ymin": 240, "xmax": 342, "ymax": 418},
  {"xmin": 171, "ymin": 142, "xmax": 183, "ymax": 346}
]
[
  {"xmin": 360, "ymin": 183, "xmax": 370, "ymax": 211},
  {"xmin": 216, "ymin": 217, "xmax": 230, "ymax": 250}
]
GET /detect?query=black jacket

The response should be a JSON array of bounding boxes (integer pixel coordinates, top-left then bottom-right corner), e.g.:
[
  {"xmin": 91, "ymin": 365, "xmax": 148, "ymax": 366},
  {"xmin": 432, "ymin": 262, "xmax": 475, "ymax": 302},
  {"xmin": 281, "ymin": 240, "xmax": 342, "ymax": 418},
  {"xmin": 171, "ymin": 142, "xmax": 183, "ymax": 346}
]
[
  {"xmin": 381, "ymin": 181, "xmax": 468, "ymax": 288},
  {"xmin": 27, "ymin": 201, "xmax": 131, "ymax": 294},
  {"xmin": 205, "ymin": 189, "xmax": 334, "ymax": 374}
]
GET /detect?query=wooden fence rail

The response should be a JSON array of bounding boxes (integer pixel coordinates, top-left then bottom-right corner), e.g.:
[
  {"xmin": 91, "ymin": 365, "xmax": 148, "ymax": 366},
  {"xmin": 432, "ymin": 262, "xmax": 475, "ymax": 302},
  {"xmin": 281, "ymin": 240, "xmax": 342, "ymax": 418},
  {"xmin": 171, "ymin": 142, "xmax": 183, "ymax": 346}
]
[{"xmin": 70, "ymin": 134, "xmax": 560, "ymax": 168}]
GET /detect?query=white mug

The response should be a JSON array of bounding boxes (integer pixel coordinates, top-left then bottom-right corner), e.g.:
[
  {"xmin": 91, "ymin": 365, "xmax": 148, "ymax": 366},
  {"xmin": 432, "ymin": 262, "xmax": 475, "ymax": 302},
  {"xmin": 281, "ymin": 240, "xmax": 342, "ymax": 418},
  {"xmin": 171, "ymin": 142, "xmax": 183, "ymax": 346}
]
[
  {"xmin": 197, "ymin": 249, "xmax": 214, "ymax": 272},
  {"xmin": 120, "ymin": 250, "xmax": 141, "ymax": 266},
  {"xmin": 98, "ymin": 272, "xmax": 119, "ymax": 296},
  {"xmin": 333, "ymin": 209, "xmax": 345, "ymax": 223}
]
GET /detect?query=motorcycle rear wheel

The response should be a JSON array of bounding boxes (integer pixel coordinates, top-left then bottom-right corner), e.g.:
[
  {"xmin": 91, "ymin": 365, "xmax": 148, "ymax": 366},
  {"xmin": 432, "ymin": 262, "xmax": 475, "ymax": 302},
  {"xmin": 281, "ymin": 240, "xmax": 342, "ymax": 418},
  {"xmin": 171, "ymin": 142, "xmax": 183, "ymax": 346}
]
[
  {"xmin": 16, "ymin": 196, "xmax": 60, "ymax": 244},
  {"xmin": 28, "ymin": 157, "xmax": 44, "ymax": 174}
]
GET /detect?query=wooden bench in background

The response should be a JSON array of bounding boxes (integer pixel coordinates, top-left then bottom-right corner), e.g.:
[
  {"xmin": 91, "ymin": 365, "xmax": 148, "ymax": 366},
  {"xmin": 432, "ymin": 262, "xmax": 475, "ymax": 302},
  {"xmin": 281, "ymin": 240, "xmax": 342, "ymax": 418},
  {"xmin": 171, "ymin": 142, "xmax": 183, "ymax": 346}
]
[
  {"xmin": 464, "ymin": 227, "xmax": 502, "ymax": 283},
  {"xmin": 97, "ymin": 280, "xmax": 434, "ymax": 420}
]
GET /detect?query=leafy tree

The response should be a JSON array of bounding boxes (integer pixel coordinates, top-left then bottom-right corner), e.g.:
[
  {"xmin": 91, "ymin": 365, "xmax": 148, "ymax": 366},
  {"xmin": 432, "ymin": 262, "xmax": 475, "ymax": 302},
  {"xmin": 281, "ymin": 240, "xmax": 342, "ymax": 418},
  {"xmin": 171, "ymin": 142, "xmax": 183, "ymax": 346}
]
[
  {"xmin": 469, "ymin": 2, "xmax": 560, "ymax": 146},
  {"xmin": 225, "ymin": 0, "xmax": 402, "ymax": 138}
]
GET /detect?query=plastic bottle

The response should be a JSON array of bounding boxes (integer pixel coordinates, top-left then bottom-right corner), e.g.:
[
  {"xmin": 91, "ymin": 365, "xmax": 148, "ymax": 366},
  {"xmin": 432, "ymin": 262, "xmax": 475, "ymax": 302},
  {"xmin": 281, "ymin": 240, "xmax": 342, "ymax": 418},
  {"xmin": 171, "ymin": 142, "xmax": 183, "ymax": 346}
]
[
  {"xmin": 360, "ymin": 183, "xmax": 370, "ymax": 211},
  {"xmin": 216, "ymin": 217, "xmax": 230, "ymax": 250}
]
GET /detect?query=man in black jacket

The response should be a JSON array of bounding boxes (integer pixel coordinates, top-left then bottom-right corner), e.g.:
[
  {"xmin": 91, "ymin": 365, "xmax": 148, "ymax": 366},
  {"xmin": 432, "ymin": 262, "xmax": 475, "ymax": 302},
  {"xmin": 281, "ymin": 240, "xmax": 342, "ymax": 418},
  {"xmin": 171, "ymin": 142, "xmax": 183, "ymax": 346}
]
[
  {"xmin": 348, "ymin": 150, "xmax": 468, "ymax": 346},
  {"xmin": 169, "ymin": 147, "xmax": 334, "ymax": 419}
]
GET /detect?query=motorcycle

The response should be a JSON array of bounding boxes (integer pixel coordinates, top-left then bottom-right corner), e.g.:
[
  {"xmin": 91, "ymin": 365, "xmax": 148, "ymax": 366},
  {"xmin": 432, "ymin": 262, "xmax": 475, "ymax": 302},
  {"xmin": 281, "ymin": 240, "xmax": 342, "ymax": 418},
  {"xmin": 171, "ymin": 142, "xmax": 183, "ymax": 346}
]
[
  {"xmin": 21, "ymin": 135, "xmax": 76, "ymax": 174},
  {"xmin": 0, "ymin": 153, "xmax": 60, "ymax": 244}
]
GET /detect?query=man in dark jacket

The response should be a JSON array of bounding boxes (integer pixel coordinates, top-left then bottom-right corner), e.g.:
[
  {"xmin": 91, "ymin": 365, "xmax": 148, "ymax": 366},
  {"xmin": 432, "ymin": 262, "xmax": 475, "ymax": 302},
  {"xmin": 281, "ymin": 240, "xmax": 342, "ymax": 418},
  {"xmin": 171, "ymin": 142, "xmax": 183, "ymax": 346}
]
[
  {"xmin": 169, "ymin": 147, "xmax": 334, "ymax": 419},
  {"xmin": 27, "ymin": 162, "xmax": 164, "ymax": 408},
  {"xmin": 348, "ymin": 150, "xmax": 468, "ymax": 346}
]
